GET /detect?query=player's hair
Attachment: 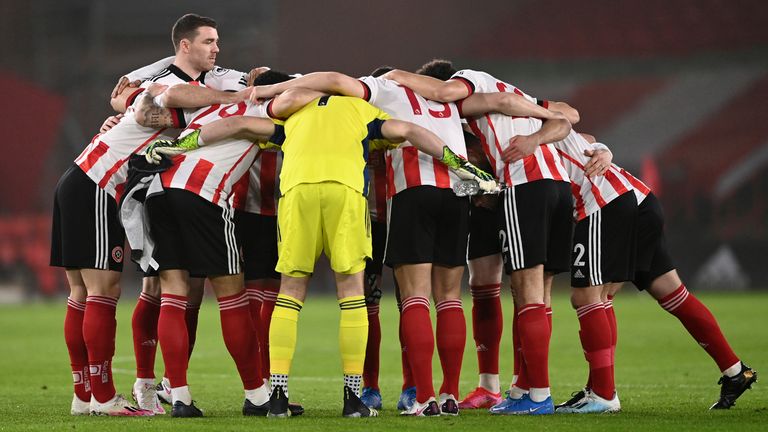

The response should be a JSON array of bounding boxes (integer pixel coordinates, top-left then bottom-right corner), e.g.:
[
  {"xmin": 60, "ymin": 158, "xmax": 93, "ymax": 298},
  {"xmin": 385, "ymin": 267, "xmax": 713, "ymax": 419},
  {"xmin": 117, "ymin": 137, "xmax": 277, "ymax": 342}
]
[
  {"xmin": 416, "ymin": 59, "xmax": 456, "ymax": 81},
  {"xmin": 253, "ymin": 70, "xmax": 294, "ymax": 86},
  {"xmin": 171, "ymin": 14, "xmax": 217, "ymax": 50},
  {"xmin": 370, "ymin": 66, "xmax": 394, "ymax": 77}
]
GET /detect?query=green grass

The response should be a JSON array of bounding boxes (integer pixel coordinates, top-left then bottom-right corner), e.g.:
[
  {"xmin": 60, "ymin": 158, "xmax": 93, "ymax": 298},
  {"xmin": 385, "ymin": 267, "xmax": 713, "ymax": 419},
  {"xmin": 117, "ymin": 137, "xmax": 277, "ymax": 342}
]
[{"xmin": 0, "ymin": 290, "xmax": 766, "ymax": 431}]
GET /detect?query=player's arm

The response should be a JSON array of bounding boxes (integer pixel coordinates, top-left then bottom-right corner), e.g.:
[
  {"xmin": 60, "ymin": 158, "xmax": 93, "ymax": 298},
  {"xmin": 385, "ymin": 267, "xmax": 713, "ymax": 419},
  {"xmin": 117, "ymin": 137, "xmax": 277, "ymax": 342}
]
[
  {"xmin": 159, "ymin": 84, "xmax": 252, "ymax": 109},
  {"xmin": 110, "ymin": 85, "xmax": 141, "ymax": 114},
  {"xmin": 501, "ymin": 117, "xmax": 572, "ymax": 163},
  {"xmin": 133, "ymin": 84, "xmax": 179, "ymax": 128},
  {"xmin": 198, "ymin": 116, "xmax": 276, "ymax": 144},
  {"xmin": 109, "ymin": 56, "xmax": 175, "ymax": 108},
  {"xmin": 382, "ymin": 69, "xmax": 469, "ymax": 102},
  {"xmin": 135, "ymin": 83, "xmax": 253, "ymax": 128},
  {"xmin": 250, "ymin": 71, "xmax": 366, "ymax": 102},
  {"xmin": 545, "ymin": 101, "xmax": 580, "ymax": 124},
  {"xmin": 380, "ymin": 119, "xmax": 497, "ymax": 191},
  {"xmin": 144, "ymin": 116, "xmax": 277, "ymax": 164},
  {"xmin": 267, "ymin": 88, "xmax": 329, "ymax": 119},
  {"xmin": 459, "ymin": 92, "xmax": 567, "ymax": 120}
]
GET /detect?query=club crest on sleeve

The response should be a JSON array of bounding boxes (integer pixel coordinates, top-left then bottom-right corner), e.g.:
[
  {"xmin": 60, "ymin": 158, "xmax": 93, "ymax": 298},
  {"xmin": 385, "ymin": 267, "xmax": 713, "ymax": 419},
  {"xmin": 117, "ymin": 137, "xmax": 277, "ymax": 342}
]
[{"xmin": 212, "ymin": 66, "xmax": 230, "ymax": 76}]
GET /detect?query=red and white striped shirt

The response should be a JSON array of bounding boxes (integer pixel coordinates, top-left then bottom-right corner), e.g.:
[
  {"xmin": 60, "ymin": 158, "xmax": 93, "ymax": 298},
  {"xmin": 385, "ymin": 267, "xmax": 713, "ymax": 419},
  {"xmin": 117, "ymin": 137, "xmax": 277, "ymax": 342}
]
[
  {"xmin": 452, "ymin": 69, "xmax": 570, "ymax": 187},
  {"xmin": 614, "ymin": 165, "xmax": 651, "ymax": 204},
  {"xmin": 552, "ymin": 132, "xmax": 635, "ymax": 220},
  {"xmin": 161, "ymin": 101, "xmax": 268, "ymax": 208},
  {"xmin": 232, "ymin": 149, "xmax": 282, "ymax": 216},
  {"xmin": 367, "ymin": 150, "xmax": 388, "ymax": 223},
  {"xmin": 359, "ymin": 76, "xmax": 466, "ymax": 197},
  {"xmin": 75, "ymin": 64, "xmax": 247, "ymax": 200}
]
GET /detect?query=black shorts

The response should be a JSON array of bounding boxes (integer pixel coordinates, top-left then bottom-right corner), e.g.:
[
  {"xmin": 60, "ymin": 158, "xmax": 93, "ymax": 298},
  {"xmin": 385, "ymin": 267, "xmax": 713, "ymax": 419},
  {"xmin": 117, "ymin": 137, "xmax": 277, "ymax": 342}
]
[
  {"xmin": 385, "ymin": 186, "xmax": 470, "ymax": 267},
  {"xmin": 499, "ymin": 180, "xmax": 573, "ymax": 274},
  {"xmin": 51, "ymin": 165, "xmax": 125, "ymax": 272},
  {"xmin": 365, "ymin": 220, "xmax": 387, "ymax": 276},
  {"xmin": 147, "ymin": 188, "xmax": 241, "ymax": 277},
  {"xmin": 632, "ymin": 193, "xmax": 675, "ymax": 290},
  {"xmin": 235, "ymin": 211, "xmax": 279, "ymax": 280},
  {"xmin": 467, "ymin": 203, "xmax": 502, "ymax": 260},
  {"xmin": 571, "ymin": 192, "xmax": 638, "ymax": 287}
]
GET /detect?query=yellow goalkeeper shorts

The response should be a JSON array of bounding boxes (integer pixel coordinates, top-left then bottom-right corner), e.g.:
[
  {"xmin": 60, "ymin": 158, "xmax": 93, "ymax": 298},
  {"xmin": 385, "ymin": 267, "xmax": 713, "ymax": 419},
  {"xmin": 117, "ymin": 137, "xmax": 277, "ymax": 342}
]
[{"xmin": 276, "ymin": 182, "xmax": 371, "ymax": 277}]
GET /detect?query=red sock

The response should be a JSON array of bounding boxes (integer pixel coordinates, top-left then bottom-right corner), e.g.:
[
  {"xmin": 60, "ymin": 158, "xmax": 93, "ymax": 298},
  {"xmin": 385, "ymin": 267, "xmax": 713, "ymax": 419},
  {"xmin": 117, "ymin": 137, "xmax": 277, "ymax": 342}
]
[
  {"xmin": 185, "ymin": 303, "xmax": 200, "ymax": 359},
  {"xmin": 259, "ymin": 287, "xmax": 279, "ymax": 379},
  {"xmin": 83, "ymin": 296, "xmax": 118, "ymax": 403},
  {"xmin": 470, "ymin": 284, "xmax": 502, "ymax": 375},
  {"xmin": 245, "ymin": 281, "xmax": 263, "ymax": 332},
  {"xmin": 65, "ymin": 298, "xmax": 90, "ymax": 401},
  {"xmin": 546, "ymin": 306, "xmax": 553, "ymax": 332},
  {"xmin": 158, "ymin": 294, "xmax": 189, "ymax": 388},
  {"xmin": 511, "ymin": 303, "xmax": 529, "ymax": 390},
  {"xmin": 517, "ymin": 304, "xmax": 550, "ymax": 389},
  {"xmin": 132, "ymin": 292, "xmax": 160, "ymax": 379},
  {"xmin": 436, "ymin": 299, "xmax": 465, "ymax": 397},
  {"xmin": 576, "ymin": 303, "xmax": 614, "ymax": 399},
  {"xmin": 218, "ymin": 292, "xmax": 262, "ymax": 389},
  {"xmin": 363, "ymin": 303, "xmax": 381, "ymax": 390},
  {"xmin": 659, "ymin": 285, "xmax": 739, "ymax": 372},
  {"xmin": 398, "ymin": 302, "xmax": 415, "ymax": 389},
  {"xmin": 605, "ymin": 296, "xmax": 617, "ymax": 385},
  {"xmin": 401, "ymin": 296, "xmax": 435, "ymax": 403}
]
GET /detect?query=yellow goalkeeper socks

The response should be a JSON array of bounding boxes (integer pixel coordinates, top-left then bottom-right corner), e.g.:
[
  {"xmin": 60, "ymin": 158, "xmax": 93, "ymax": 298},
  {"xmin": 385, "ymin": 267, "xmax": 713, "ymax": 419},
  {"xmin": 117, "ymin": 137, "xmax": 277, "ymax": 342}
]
[
  {"xmin": 338, "ymin": 295, "xmax": 368, "ymax": 376},
  {"xmin": 269, "ymin": 294, "xmax": 303, "ymax": 376}
]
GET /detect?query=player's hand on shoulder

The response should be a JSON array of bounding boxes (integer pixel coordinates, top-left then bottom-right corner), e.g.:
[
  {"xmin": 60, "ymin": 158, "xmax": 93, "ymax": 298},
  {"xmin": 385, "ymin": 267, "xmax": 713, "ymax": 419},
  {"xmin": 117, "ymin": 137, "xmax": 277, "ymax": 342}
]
[
  {"xmin": 583, "ymin": 149, "xmax": 612, "ymax": 178},
  {"xmin": 246, "ymin": 67, "xmax": 270, "ymax": 86},
  {"xmin": 502, "ymin": 135, "xmax": 538, "ymax": 163},
  {"xmin": 100, "ymin": 113, "xmax": 124, "ymax": 133},
  {"xmin": 112, "ymin": 76, "xmax": 141, "ymax": 99},
  {"xmin": 145, "ymin": 83, "xmax": 169, "ymax": 98}
]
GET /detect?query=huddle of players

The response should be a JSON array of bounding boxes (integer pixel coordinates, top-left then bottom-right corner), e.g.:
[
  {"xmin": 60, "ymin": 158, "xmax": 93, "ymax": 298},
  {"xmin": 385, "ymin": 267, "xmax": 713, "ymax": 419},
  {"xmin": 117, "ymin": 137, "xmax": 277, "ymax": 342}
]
[
  {"xmin": 51, "ymin": 13, "xmax": 757, "ymax": 419},
  {"xmin": 51, "ymin": 12, "xmax": 494, "ymax": 419}
]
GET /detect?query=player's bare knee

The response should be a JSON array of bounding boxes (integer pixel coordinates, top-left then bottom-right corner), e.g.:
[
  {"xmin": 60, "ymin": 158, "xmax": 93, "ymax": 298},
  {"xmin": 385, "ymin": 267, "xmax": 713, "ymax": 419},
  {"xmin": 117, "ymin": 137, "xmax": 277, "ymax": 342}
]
[
  {"xmin": 603, "ymin": 282, "xmax": 623, "ymax": 300},
  {"xmin": 280, "ymin": 274, "xmax": 309, "ymax": 302},
  {"xmin": 141, "ymin": 276, "xmax": 161, "ymax": 297},
  {"xmin": 81, "ymin": 269, "xmax": 121, "ymax": 298},
  {"xmin": 647, "ymin": 270, "xmax": 682, "ymax": 300},
  {"xmin": 209, "ymin": 274, "xmax": 245, "ymax": 298},
  {"xmin": 68, "ymin": 285, "xmax": 87, "ymax": 302},
  {"xmin": 468, "ymin": 254, "xmax": 503, "ymax": 286},
  {"xmin": 432, "ymin": 283, "xmax": 461, "ymax": 303},
  {"xmin": 570, "ymin": 285, "xmax": 603, "ymax": 308},
  {"xmin": 65, "ymin": 270, "xmax": 87, "ymax": 302},
  {"xmin": 159, "ymin": 269, "xmax": 190, "ymax": 296}
]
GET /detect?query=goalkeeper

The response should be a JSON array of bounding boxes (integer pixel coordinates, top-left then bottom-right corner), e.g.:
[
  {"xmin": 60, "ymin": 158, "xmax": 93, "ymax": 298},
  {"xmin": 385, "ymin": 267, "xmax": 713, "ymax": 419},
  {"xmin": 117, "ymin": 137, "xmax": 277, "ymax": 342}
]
[{"xmin": 145, "ymin": 87, "xmax": 494, "ymax": 418}]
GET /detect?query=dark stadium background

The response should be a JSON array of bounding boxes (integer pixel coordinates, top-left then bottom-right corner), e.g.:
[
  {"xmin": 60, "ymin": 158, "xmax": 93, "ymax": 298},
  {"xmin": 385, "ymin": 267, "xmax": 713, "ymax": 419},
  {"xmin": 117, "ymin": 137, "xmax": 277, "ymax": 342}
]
[{"xmin": 1, "ymin": 0, "xmax": 767, "ymax": 301}]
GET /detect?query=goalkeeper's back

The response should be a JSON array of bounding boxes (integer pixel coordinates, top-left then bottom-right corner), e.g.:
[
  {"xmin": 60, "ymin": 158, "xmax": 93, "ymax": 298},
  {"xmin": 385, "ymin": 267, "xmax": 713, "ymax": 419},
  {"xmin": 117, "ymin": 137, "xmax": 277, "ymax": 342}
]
[{"xmin": 271, "ymin": 95, "xmax": 395, "ymax": 197}]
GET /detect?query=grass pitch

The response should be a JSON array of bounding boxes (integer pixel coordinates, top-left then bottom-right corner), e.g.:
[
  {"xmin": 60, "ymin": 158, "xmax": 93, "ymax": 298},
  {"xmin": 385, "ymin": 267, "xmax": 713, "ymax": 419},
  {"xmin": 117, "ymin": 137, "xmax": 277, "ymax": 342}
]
[{"xmin": 0, "ymin": 289, "xmax": 765, "ymax": 431}]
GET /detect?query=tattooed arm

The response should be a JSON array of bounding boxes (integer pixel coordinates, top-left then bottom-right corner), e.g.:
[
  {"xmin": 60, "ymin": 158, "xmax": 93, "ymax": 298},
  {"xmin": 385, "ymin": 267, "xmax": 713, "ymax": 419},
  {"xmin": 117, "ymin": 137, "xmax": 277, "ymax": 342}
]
[{"xmin": 133, "ymin": 84, "xmax": 177, "ymax": 128}]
